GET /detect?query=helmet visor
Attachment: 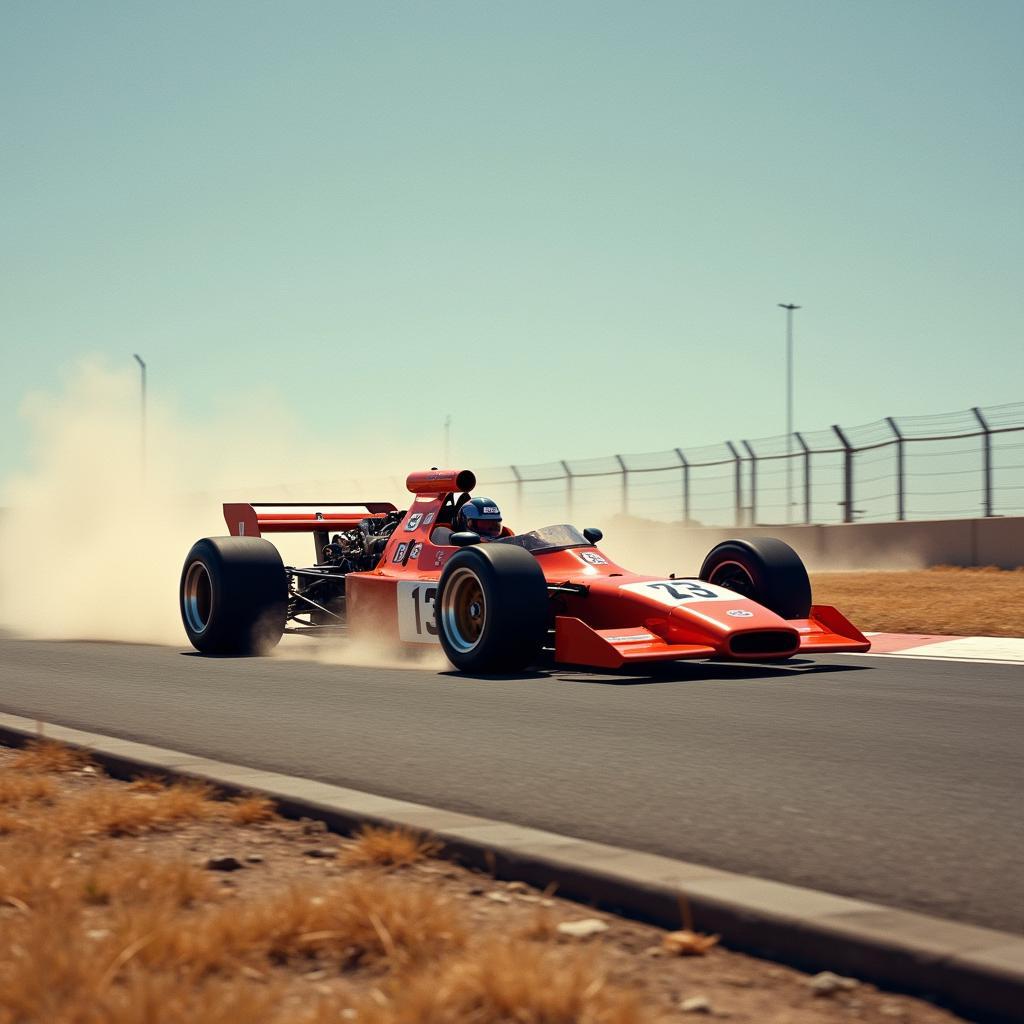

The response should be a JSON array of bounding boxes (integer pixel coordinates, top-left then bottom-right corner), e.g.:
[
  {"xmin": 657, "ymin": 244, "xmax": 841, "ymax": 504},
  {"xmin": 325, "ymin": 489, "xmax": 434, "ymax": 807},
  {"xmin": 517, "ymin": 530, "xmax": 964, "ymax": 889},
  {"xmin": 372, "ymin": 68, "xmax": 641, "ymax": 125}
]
[{"xmin": 474, "ymin": 518, "xmax": 502, "ymax": 538}]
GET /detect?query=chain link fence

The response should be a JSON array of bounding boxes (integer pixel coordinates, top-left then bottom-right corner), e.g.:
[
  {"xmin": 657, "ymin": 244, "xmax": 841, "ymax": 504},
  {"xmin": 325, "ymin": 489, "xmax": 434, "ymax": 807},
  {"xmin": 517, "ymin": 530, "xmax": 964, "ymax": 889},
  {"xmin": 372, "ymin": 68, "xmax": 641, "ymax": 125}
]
[{"xmin": 472, "ymin": 402, "xmax": 1024, "ymax": 528}]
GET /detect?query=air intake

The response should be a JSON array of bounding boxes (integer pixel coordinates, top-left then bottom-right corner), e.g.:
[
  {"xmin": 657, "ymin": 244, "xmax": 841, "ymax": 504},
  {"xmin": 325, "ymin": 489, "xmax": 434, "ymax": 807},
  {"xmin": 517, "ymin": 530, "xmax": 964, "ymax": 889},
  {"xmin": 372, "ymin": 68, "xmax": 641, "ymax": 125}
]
[{"xmin": 729, "ymin": 630, "xmax": 799, "ymax": 657}]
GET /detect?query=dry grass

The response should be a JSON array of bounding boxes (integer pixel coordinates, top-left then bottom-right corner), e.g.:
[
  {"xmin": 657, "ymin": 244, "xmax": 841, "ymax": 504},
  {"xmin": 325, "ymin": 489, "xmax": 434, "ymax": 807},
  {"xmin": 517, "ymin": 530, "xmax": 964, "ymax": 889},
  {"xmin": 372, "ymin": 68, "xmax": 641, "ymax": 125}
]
[
  {"xmin": 0, "ymin": 837, "xmax": 213, "ymax": 911},
  {"xmin": 81, "ymin": 852, "xmax": 216, "ymax": 908},
  {"xmin": 10, "ymin": 738, "xmax": 94, "ymax": 773},
  {"xmin": 71, "ymin": 976, "xmax": 285, "ymax": 1024},
  {"xmin": 128, "ymin": 875, "xmax": 465, "ymax": 975},
  {"xmin": 355, "ymin": 940, "xmax": 648, "ymax": 1024},
  {"xmin": 0, "ymin": 840, "xmax": 70, "ymax": 906},
  {"xmin": 223, "ymin": 792, "xmax": 278, "ymax": 824},
  {"xmin": 123, "ymin": 776, "xmax": 277, "ymax": 824},
  {"xmin": 342, "ymin": 824, "xmax": 442, "ymax": 868},
  {"xmin": 0, "ymin": 740, "xmax": 662, "ymax": 1024},
  {"xmin": 0, "ymin": 778, "xmax": 284, "ymax": 841},
  {"xmin": 50, "ymin": 780, "xmax": 219, "ymax": 838},
  {"xmin": 126, "ymin": 775, "xmax": 169, "ymax": 793},
  {"xmin": 0, "ymin": 741, "xmax": 965, "ymax": 1024},
  {"xmin": 812, "ymin": 566, "xmax": 1024, "ymax": 637},
  {"xmin": 0, "ymin": 771, "xmax": 56, "ymax": 807}
]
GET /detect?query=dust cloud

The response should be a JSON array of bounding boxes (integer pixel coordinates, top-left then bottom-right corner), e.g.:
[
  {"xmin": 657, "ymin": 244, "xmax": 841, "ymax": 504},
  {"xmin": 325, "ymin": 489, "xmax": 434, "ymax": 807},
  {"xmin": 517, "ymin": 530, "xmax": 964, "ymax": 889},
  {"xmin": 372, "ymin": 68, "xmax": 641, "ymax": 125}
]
[
  {"xmin": 0, "ymin": 362, "xmax": 916, "ymax": 654},
  {"xmin": 0, "ymin": 361, "xmax": 412, "ymax": 647},
  {"xmin": 274, "ymin": 635, "xmax": 449, "ymax": 672}
]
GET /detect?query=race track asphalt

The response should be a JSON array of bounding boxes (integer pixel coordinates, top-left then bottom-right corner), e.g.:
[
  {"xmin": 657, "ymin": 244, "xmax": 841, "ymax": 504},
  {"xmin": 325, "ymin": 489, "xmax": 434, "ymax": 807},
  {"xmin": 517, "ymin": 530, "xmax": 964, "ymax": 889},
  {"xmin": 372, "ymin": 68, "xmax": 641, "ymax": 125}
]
[{"xmin": 1, "ymin": 637, "xmax": 1022, "ymax": 934}]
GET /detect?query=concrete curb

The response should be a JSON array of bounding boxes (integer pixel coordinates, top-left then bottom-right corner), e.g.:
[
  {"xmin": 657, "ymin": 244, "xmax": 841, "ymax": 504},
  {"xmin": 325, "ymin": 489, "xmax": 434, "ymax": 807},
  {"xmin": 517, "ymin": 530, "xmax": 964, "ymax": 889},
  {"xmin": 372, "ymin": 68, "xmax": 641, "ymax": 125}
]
[{"xmin": 2, "ymin": 712, "xmax": 1021, "ymax": 1022}]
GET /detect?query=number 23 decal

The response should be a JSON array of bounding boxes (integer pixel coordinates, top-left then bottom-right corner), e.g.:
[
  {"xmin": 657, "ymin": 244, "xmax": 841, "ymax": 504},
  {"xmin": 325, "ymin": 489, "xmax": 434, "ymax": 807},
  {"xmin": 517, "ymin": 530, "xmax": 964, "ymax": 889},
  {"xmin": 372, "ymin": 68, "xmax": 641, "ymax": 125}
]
[
  {"xmin": 647, "ymin": 581, "xmax": 718, "ymax": 601},
  {"xmin": 619, "ymin": 579, "xmax": 736, "ymax": 606}
]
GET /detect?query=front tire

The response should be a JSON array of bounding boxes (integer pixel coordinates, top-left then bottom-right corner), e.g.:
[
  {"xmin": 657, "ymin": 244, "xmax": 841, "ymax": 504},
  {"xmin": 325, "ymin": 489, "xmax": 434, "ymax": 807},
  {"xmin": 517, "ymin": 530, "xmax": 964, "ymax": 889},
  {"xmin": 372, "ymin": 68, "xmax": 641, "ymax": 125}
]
[
  {"xmin": 699, "ymin": 537, "xmax": 812, "ymax": 620},
  {"xmin": 435, "ymin": 544, "xmax": 549, "ymax": 672},
  {"xmin": 180, "ymin": 537, "xmax": 287, "ymax": 655}
]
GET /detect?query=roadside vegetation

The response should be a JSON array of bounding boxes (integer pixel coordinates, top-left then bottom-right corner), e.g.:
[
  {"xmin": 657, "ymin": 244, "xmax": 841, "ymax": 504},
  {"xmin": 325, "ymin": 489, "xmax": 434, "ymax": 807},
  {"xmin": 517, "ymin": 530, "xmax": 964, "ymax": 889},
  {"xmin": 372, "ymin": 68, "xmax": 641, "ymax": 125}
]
[
  {"xmin": 0, "ymin": 740, "xmax": 965, "ymax": 1023},
  {"xmin": 812, "ymin": 566, "xmax": 1024, "ymax": 637}
]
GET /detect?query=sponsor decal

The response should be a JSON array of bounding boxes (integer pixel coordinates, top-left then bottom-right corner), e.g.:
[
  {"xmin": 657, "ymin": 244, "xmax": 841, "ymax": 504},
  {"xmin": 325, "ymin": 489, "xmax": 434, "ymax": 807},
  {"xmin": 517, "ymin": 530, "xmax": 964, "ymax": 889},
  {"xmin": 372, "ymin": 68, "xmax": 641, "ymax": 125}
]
[
  {"xmin": 727, "ymin": 609, "xmax": 754, "ymax": 618},
  {"xmin": 423, "ymin": 512, "xmax": 436, "ymax": 526},
  {"xmin": 620, "ymin": 579, "xmax": 740, "ymax": 606},
  {"xmin": 613, "ymin": 633, "xmax": 655, "ymax": 643},
  {"xmin": 315, "ymin": 512, "xmax": 324, "ymax": 520},
  {"xmin": 483, "ymin": 506, "xmax": 499, "ymax": 514},
  {"xmin": 580, "ymin": 551, "xmax": 607, "ymax": 565},
  {"xmin": 410, "ymin": 542, "xmax": 423, "ymax": 560},
  {"xmin": 405, "ymin": 512, "xmax": 423, "ymax": 531},
  {"xmin": 433, "ymin": 550, "xmax": 448, "ymax": 569},
  {"xmin": 392, "ymin": 542, "xmax": 409, "ymax": 563}
]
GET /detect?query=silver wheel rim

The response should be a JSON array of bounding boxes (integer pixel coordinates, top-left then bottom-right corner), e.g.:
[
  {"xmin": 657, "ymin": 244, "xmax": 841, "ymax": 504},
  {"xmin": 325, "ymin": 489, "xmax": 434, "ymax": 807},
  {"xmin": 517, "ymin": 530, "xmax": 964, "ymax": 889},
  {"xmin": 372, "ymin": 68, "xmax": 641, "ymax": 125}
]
[
  {"xmin": 440, "ymin": 567, "xmax": 486, "ymax": 653},
  {"xmin": 183, "ymin": 561, "xmax": 213, "ymax": 634}
]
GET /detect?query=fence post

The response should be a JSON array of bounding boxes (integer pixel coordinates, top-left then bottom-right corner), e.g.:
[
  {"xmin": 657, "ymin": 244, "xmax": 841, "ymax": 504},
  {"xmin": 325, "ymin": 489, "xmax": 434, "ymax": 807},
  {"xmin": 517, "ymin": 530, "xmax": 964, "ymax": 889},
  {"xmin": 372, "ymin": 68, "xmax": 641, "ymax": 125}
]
[
  {"xmin": 725, "ymin": 441, "xmax": 742, "ymax": 526},
  {"xmin": 614, "ymin": 455, "xmax": 628, "ymax": 516},
  {"xmin": 741, "ymin": 440, "xmax": 757, "ymax": 526},
  {"xmin": 560, "ymin": 460, "xmax": 574, "ymax": 521},
  {"xmin": 674, "ymin": 448, "xmax": 690, "ymax": 524},
  {"xmin": 832, "ymin": 425, "xmax": 855, "ymax": 523},
  {"xmin": 510, "ymin": 465, "xmax": 523, "ymax": 521},
  {"xmin": 794, "ymin": 432, "xmax": 811, "ymax": 524},
  {"xmin": 972, "ymin": 407, "xmax": 993, "ymax": 516},
  {"xmin": 885, "ymin": 416, "xmax": 905, "ymax": 521}
]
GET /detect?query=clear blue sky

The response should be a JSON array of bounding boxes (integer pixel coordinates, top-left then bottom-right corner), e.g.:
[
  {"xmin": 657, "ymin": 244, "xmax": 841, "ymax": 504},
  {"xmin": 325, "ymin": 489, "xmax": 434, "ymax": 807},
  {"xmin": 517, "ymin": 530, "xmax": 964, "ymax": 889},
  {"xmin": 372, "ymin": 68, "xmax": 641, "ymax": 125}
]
[{"xmin": 2, "ymin": 0, "xmax": 1021, "ymax": 482}]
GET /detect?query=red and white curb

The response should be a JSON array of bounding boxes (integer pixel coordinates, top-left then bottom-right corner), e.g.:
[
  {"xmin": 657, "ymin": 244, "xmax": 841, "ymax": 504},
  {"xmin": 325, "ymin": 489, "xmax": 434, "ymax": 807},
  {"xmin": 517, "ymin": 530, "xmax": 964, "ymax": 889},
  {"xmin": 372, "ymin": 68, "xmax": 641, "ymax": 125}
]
[{"xmin": 862, "ymin": 633, "xmax": 1024, "ymax": 665}]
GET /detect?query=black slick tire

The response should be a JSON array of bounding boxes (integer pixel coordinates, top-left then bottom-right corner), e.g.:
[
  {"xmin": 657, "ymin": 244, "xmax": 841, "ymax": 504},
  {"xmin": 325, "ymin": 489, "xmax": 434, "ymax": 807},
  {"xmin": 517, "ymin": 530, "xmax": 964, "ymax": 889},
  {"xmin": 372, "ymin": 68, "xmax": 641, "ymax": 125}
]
[
  {"xmin": 179, "ymin": 536, "xmax": 287, "ymax": 655},
  {"xmin": 698, "ymin": 537, "xmax": 812, "ymax": 620},
  {"xmin": 435, "ymin": 544, "xmax": 549, "ymax": 672}
]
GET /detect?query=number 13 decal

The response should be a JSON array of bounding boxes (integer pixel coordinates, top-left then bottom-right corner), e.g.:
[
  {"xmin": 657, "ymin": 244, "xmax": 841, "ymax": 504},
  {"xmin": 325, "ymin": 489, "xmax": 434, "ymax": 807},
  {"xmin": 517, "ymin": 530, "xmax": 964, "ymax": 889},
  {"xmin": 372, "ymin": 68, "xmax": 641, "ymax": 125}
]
[
  {"xmin": 397, "ymin": 581, "xmax": 440, "ymax": 643},
  {"xmin": 411, "ymin": 586, "xmax": 438, "ymax": 636}
]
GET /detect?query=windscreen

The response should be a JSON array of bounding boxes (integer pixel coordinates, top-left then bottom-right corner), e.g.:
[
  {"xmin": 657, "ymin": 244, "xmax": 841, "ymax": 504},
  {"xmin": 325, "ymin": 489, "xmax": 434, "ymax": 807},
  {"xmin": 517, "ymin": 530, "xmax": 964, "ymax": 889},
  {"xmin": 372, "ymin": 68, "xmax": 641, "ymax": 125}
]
[{"xmin": 494, "ymin": 524, "xmax": 589, "ymax": 554}]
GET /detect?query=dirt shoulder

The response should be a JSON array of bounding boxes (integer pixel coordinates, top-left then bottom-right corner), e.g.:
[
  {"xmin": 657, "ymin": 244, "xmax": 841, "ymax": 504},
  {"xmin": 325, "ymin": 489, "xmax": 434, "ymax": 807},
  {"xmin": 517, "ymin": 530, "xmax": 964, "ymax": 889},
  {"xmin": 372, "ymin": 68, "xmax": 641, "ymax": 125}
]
[
  {"xmin": 0, "ymin": 741, "xmax": 966, "ymax": 1024},
  {"xmin": 812, "ymin": 566, "xmax": 1024, "ymax": 637}
]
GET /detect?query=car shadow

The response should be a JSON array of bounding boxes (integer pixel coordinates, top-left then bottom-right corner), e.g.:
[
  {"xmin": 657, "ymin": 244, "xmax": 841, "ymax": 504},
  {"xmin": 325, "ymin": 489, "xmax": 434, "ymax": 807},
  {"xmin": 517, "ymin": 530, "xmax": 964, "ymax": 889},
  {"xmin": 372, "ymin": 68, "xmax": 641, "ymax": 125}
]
[
  {"xmin": 178, "ymin": 650, "xmax": 266, "ymax": 660},
  {"xmin": 554, "ymin": 658, "xmax": 870, "ymax": 686},
  {"xmin": 443, "ymin": 655, "xmax": 870, "ymax": 686},
  {"xmin": 438, "ymin": 668, "xmax": 554, "ymax": 682}
]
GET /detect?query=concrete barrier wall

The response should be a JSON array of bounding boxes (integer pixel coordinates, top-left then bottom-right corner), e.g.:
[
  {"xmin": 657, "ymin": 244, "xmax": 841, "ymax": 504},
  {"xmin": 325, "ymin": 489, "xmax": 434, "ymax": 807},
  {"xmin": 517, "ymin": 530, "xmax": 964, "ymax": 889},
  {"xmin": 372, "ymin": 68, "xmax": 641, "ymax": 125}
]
[{"xmin": 609, "ymin": 516, "xmax": 1024, "ymax": 574}]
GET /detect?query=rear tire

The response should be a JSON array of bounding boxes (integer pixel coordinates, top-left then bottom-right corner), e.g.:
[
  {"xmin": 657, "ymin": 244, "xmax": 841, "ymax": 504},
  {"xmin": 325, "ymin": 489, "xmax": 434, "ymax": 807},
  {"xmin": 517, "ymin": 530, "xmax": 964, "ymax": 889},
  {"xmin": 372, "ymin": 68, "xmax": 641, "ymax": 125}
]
[
  {"xmin": 699, "ymin": 537, "xmax": 812, "ymax": 620},
  {"xmin": 180, "ymin": 537, "xmax": 287, "ymax": 655},
  {"xmin": 435, "ymin": 544, "xmax": 549, "ymax": 672}
]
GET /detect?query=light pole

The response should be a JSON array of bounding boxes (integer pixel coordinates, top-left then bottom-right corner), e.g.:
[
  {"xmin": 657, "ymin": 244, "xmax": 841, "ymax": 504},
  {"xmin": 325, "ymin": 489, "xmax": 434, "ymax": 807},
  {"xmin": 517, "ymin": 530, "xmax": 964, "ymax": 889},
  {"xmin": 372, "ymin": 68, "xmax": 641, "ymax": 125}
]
[
  {"xmin": 778, "ymin": 304, "xmax": 800, "ymax": 523},
  {"xmin": 133, "ymin": 354, "xmax": 147, "ymax": 484}
]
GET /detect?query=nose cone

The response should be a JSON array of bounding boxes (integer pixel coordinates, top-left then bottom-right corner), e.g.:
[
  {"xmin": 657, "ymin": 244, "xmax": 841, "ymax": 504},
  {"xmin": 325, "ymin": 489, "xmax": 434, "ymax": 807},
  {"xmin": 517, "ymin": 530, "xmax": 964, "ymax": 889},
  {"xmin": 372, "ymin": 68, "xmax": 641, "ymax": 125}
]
[
  {"xmin": 669, "ymin": 599, "xmax": 789, "ymax": 632},
  {"xmin": 668, "ymin": 600, "xmax": 799, "ymax": 658}
]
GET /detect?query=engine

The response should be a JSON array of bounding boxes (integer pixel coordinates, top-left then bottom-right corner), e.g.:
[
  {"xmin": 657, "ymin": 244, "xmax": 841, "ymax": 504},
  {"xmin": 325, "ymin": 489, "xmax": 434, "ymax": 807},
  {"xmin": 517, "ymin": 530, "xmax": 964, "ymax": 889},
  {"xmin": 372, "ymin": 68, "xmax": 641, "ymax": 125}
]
[
  {"xmin": 319, "ymin": 511, "xmax": 404, "ymax": 573},
  {"xmin": 287, "ymin": 512, "xmax": 404, "ymax": 626}
]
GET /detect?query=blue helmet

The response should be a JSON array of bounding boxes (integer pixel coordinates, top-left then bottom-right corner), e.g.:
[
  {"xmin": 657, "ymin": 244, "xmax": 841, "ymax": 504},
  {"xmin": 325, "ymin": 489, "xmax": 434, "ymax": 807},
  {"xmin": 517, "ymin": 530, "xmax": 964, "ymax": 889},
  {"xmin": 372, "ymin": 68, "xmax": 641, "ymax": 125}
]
[{"xmin": 456, "ymin": 496, "xmax": 502, "ymax": 538}]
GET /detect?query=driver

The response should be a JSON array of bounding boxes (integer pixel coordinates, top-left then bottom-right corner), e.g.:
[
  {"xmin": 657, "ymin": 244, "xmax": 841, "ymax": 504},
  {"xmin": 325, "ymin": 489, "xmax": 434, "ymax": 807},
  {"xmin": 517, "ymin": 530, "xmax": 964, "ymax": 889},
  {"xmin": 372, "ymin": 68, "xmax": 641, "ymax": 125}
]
[{"xmin": 455, "ymin": 496, "xmax": 504, "ymax": 539}]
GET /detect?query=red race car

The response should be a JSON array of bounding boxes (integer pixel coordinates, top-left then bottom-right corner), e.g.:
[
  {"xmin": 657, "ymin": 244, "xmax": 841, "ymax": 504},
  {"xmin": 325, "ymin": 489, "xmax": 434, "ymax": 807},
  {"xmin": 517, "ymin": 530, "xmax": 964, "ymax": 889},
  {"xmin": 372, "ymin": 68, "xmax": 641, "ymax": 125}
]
[{"xmin": 179, "ymin": 468, "xmax": 869, "ymax": 671}]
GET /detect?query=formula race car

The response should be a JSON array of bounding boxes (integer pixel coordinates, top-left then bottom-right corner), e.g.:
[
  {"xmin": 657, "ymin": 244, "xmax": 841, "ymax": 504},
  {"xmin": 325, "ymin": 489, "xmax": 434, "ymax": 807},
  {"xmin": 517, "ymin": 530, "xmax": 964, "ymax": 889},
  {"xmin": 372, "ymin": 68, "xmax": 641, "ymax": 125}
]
[{"xmin": 179, "ymin": 468, "xmax": 869, "ymax": 671}]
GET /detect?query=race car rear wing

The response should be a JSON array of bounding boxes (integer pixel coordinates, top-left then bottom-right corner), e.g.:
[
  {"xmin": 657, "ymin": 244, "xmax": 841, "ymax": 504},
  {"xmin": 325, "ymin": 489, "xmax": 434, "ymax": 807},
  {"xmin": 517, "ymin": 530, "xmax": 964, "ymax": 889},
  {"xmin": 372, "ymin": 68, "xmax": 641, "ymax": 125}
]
[{"xmin": 223, "ymin": 502, "xmax": 398, "ymax": 538}]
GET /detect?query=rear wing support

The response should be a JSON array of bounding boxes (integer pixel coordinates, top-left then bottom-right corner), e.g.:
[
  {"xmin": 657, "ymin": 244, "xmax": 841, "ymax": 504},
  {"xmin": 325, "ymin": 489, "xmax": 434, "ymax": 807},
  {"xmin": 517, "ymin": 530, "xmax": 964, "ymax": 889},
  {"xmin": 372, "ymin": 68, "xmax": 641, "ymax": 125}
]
[{"xmin": 223, "ymin": 502, "xmax": 398, "ymax": 539}]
